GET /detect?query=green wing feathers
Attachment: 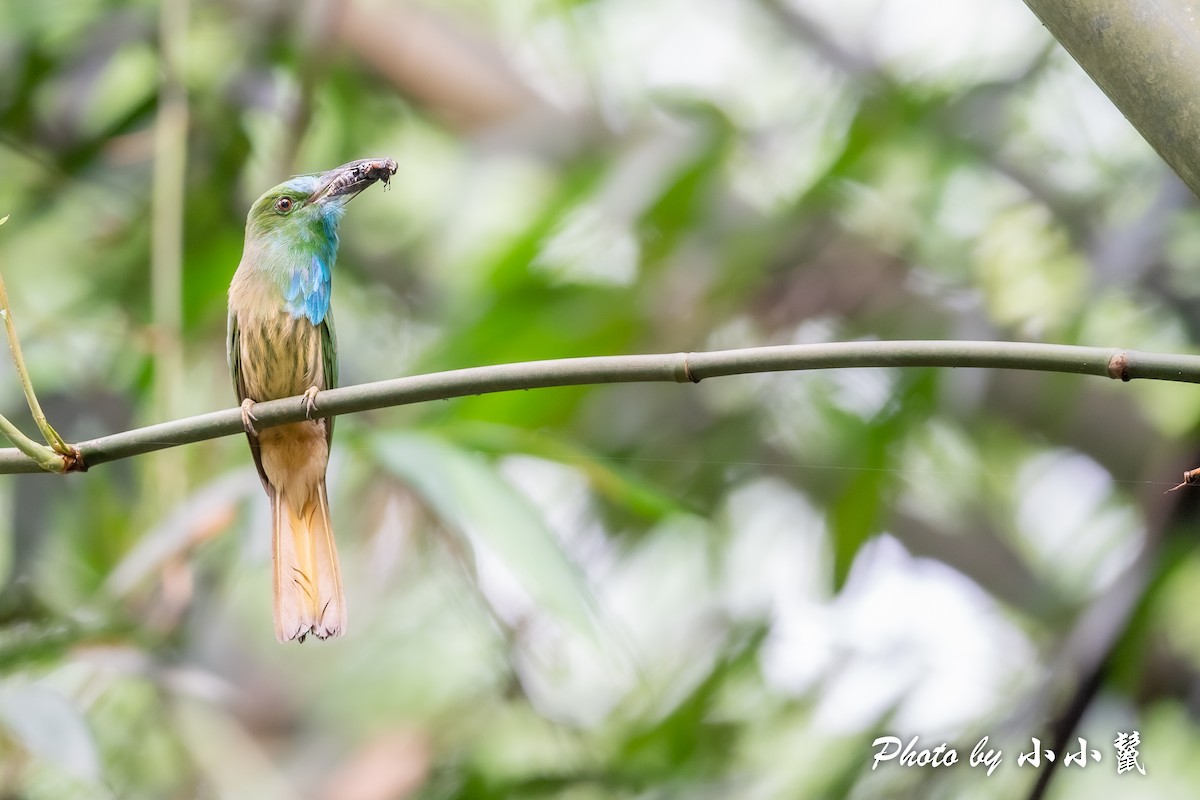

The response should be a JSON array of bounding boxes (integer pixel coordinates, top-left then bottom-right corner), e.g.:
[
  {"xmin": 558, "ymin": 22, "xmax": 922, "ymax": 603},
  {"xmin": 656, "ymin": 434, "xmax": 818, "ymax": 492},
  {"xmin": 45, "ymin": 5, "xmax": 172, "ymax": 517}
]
[
  {"xmin": 227, "ymin": 310, "xmax": 270, "ymax": 490},
  {"xmin": 320, "ymin": 310, "xmax": 337, "ymax": 444}
]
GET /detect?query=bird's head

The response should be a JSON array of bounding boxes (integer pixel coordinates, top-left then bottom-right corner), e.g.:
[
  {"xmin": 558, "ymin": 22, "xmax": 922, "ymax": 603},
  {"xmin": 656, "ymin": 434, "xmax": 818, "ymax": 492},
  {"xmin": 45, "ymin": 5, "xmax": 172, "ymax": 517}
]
[
  {"xmin": 237, "ymin": 157, "xmax": 396, "ymax": 324},
  {"xmin": 244, "ymin": 157, "xmax": 398, "ymax": 247}
]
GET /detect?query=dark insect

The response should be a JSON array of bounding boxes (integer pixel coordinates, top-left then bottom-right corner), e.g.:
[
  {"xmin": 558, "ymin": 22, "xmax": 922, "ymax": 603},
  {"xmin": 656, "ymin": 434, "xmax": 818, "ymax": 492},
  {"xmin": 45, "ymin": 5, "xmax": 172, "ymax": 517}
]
[{"xmin": 319, "ymin": 158, "xmax": 398, "ymax": 200}]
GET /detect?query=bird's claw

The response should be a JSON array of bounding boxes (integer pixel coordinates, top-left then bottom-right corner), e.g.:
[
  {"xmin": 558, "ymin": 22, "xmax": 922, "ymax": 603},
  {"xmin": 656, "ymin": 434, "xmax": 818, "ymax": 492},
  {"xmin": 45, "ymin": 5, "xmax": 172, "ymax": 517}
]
[
  {"xmin": 302, "ymin": 386, "xmax": 320, "ymax": 419},
  {"xmin": 240, "ymin": 398, "xmax": 259, "ymax": 437}
]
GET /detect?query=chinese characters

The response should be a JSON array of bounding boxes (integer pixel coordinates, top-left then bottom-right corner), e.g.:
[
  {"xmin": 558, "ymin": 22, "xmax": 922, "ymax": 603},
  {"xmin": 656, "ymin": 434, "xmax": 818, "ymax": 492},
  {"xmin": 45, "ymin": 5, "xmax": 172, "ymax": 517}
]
[{"xmin": 869, "ymin": 732, "xmax": 1146, "ymax": 777}]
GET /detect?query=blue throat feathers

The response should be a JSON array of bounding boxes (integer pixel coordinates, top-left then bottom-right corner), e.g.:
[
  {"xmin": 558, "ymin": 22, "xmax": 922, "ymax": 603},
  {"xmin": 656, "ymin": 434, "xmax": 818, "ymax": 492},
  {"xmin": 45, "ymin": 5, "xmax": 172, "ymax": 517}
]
[
  {"xmin": 279, "ymin": 209, "xmax": 341, "ymax": 326},
  {"xmin": 283, "ymin": 253, "xmax": 332, "ymax": 325}
]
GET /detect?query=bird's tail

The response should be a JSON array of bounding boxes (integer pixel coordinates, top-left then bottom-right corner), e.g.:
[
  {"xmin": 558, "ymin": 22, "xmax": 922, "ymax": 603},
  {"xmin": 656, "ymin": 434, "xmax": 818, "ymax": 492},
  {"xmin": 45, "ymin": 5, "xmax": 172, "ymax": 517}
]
[{"xmin": 271, "ymin": 480, "xmax": 346, "ymax": 642}]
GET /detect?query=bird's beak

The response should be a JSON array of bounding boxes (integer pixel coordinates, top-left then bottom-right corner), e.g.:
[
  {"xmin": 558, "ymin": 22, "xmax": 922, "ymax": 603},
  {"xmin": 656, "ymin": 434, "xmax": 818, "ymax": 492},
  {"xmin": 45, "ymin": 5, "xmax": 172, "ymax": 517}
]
[{"xmin": 308, "ymin": 157, "xmax": 398, "ymax": 205}]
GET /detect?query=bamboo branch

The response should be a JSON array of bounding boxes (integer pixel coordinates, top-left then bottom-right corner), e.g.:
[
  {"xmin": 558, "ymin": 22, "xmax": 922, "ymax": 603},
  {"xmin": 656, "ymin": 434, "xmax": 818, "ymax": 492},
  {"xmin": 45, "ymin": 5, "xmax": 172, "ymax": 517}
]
[
  {"xmin": 0, "ymin": 340, "xmax": 1194, "ymax": 475},
  {"xmin": 1021, "ymin": 0, "xmax": 1200, "ymax": 199}
]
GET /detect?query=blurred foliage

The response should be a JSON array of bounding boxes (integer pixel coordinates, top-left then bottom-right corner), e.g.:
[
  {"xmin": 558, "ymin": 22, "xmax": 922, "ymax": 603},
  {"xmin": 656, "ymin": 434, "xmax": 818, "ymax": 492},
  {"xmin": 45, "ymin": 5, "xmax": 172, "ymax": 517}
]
[{"xmin": 3, "ymin": 0, "xmax": 1200, "ymax": 798}]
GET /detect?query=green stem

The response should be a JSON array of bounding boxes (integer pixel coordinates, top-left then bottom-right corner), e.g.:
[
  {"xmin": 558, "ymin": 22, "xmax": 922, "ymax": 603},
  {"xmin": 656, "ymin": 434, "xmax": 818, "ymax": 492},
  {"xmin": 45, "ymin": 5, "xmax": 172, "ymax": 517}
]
[
  {"xmin": 0, "ymin": 216, "xmax": 72, "ymax": 470},
  {"xmin": 0, "ymin": 339, "xmax": 1191, "ymax": 475},
  {"xmin": 0, "ymin": 272, "xmax": 69, "ymax": 455},
  {"xmin": 0, "ymin": 411, "xmax": 64, "ymax": 472}
]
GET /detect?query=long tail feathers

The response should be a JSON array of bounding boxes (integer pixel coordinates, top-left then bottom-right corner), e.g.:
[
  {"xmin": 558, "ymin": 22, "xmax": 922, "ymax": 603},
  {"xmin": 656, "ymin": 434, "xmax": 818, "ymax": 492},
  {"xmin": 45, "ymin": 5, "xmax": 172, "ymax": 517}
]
[{"xmin": 271, "ymin": 481, "xmax": 346, "ymax": 642}]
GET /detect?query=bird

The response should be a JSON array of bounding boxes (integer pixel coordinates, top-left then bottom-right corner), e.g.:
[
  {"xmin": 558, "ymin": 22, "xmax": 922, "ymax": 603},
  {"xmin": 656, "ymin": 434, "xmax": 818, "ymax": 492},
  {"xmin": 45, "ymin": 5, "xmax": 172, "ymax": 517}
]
[{"xmin": 227, "ymin": 157, "xmax": 396, "ymax": 642}]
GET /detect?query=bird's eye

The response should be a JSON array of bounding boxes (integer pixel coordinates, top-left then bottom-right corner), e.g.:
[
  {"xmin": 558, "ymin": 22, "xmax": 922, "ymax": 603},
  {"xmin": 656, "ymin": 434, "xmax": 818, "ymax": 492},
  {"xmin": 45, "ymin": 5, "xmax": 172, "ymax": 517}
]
[{"xmin": 275, "ymin": 197, "xmax": 294, "ymax": 213}]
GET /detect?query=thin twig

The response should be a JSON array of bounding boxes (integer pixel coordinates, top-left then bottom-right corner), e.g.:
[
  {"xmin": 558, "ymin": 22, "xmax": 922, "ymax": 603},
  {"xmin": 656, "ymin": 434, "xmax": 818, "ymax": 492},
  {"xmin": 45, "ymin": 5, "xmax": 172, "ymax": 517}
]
[
  {"xmin": 0, "ymin": 340, "xmax": 1195, "ymax": 475},
  {"xmin": 0, "ymin": 411, "xmax": 63, "ymax": 473},
  {"xmin": 0, "ymin": 216, "xmax": 71, "ymax": 472},
  {"xmin": 0, "ymin": 218, "xmax": 70, "ymax": 456}
]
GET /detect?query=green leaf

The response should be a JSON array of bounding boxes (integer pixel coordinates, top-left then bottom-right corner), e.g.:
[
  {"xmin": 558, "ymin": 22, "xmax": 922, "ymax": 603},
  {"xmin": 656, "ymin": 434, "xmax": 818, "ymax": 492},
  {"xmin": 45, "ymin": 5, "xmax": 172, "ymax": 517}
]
[
  {"xmin": 440, "ymin": 421, "xmax": 691, "ymax": 521},
  {"xmin": 830, "ymin": 462, "xmax": 889, "ymax": 590},
  {"xmin": 830, "ymin": 370, "xmax": 938, "ymax": 589},
  {"xmin": 637, "ymin": 100, "xmax": 733, "ymax": 265},
  {"xmin": 374, "ymin": 431, "xmax": 598, "ymax": 638},
  {"xmin": 618, "ymin": 625, "xmax": 767, "ymax": 779},
  {"xmin": 0, "ymin": 683, "xmax": 101, "ymax": 782}
]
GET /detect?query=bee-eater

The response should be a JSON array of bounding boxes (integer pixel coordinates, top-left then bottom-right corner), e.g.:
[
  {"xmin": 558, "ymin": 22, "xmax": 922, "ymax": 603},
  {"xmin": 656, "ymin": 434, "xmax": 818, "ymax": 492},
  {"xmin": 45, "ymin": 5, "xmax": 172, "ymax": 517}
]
[{"xmin": 227, "ymin": 157, "xmax": 396, "ymax": 642}]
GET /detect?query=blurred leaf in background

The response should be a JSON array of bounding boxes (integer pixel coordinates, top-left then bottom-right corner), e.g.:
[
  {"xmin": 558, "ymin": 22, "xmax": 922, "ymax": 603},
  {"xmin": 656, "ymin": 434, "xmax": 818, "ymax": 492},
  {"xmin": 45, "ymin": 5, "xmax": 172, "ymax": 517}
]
[{"xmin": 2, "ymin": 0, "xmax": 1200, "ymax": 798}]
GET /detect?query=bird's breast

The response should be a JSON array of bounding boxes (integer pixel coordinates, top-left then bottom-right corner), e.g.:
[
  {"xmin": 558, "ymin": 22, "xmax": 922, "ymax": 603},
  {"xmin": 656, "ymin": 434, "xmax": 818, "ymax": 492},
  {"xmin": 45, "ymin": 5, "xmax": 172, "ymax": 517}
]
[{"xmin": 236, "ymin": 307, "xmax": 326, "ymax": 402}]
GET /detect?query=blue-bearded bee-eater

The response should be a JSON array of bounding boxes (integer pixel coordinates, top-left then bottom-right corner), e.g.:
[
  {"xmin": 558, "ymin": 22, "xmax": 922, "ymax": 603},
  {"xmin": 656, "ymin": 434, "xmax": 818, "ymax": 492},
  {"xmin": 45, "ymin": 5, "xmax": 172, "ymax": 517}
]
[{"xmin": 227, "ymin": 157, "xmax": 396, "ymax": 642}]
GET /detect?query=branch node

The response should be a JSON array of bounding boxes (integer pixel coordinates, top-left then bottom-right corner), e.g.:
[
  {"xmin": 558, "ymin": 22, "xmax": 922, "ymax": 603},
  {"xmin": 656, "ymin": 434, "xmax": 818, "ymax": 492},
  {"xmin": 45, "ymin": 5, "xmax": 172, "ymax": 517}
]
[
  {"xmin": 61, "ymin": 447, "xmax": 87, "ymax": 473},
  {"xmin": 1106, "ymin": 350, "xmax": 1131, "ymax": 382},
  {"xmin": 682, "ymin": 353, "xmax": 700, "ymax": 384}
]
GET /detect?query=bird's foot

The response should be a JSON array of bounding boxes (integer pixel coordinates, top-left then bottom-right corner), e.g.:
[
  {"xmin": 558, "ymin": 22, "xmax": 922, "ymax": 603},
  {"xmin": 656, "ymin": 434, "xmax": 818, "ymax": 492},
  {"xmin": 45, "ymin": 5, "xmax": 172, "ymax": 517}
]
[
  {"xmin": 240, "ymin": 398, "xmax": 259, "ymax": 437},
  {"xmin": 302, "ymin": 386, "xmax": 320, "ymax": 419}
]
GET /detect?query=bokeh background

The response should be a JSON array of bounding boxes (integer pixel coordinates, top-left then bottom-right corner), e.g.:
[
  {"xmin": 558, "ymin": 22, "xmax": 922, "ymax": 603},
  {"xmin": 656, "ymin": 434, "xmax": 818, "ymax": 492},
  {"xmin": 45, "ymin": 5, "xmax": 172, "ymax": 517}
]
[{"xmin": 2, "ymin": 0, "xmax": 1200, "ymax": 797}]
